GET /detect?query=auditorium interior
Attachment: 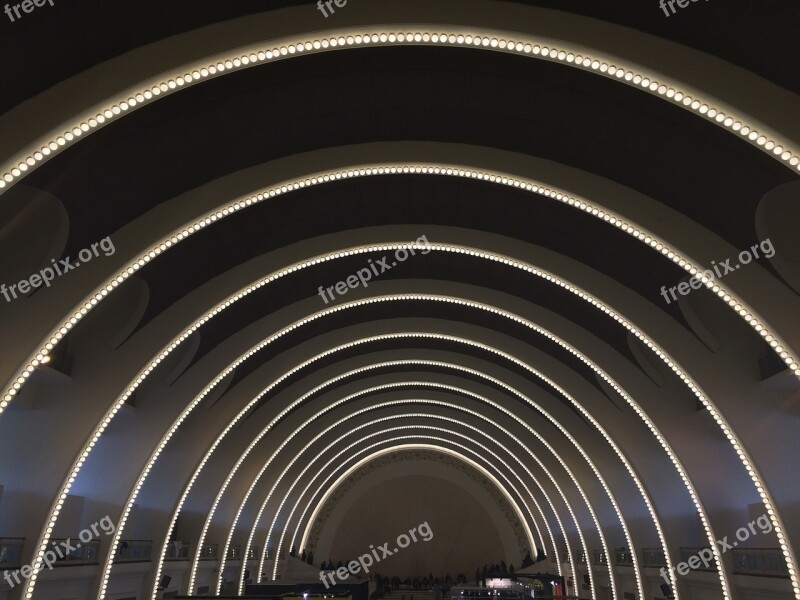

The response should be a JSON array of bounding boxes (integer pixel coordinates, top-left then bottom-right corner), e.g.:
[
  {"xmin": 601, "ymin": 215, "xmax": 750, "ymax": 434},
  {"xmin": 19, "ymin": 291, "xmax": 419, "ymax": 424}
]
[{"xmin": 0, "ymin": 1, "xmax": 799, "ymax": 600}]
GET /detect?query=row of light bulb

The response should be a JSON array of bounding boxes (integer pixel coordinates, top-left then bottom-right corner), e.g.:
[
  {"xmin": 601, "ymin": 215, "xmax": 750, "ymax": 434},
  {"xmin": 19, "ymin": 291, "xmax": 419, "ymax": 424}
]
[
  {"xmin": 274, "ymin": 423, "xmax": 562, "ymax": 591},
  {"xmin": 20, "ymin": 236, "xmax": 797, "ymax": 600},
  {"xmin": 116, "ymin": 338, "xmax": 654, "ymax": 600},
  {"xmin": 3, "ymin": 27, "xmax": 794, "ymax": 600},
  {"xmin": 239, "ymin": 410, "xmax": 561, "ymax": 594},
  {"xmin": 129, "ymin": 338, "xmax": 645, "ymax": 597},
  {"xmin": 7, "ymin": 165, "xmax": 796, "ymax": 426},
  {"xmin": 2, "ymin": 25, "xmax": 797, "ymax": 201},
  {"xmin": 1, "ymin": 28, "xmax": 794, "ymax": 597},
  {"xmin": 24, "ymin": 250, "xmax": 782, "ymax": 600},
  {"xmin": 238, "ymin": 404, "xmax": 550, "ymax": 588},
  {"xmin": 37, "ymin": 284, "xmax": 768, "ymax": 596},
  {"xmin": 256, "ymin": 399, "xmax": 555, "ymax": 582}
]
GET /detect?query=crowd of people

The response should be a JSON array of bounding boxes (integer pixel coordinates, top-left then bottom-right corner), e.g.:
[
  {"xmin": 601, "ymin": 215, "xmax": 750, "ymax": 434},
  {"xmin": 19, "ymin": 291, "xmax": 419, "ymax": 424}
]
[
  {"xmin": 474, "ymin": 548, "xmax": 547, "ymax": 584},
  {"xmin": 289, "ymin": 546, "xmax": 315, "ymax": 566},
  {"xmin": 370, "ymin": 572, "xmax": 468, "ymax": 599},
  {"xmin": 376, "ymin": 573, "xmax": 468, "ymax": 590},
  {"xmin": 302, "ymin": 545, "xmax": 547, "ymax": 591}
]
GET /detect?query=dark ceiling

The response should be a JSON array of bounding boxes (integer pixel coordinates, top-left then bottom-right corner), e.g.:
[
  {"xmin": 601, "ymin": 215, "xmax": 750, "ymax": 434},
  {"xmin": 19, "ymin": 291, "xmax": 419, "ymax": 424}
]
[
  {"xmin": 6, "ymin": 0, "xmax": 797, "ymax": 429},
  {"xmin": 23, "ymin": 45, "xmax": 795, "ymax": 254}
]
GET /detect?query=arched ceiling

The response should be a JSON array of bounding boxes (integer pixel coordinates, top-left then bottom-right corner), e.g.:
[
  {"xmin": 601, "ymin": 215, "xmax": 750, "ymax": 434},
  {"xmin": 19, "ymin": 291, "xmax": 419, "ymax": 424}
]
[{"xmin": 0, "ymin": 3, "xmax": 798, "ymax": 600}]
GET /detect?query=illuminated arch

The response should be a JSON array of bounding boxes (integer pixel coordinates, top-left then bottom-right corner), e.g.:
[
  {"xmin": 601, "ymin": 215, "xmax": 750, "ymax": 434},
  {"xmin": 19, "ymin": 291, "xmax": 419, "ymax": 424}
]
[
  {"xmin": 5, "ymin": 163, "xmax": 797, "ymax": 422},
  {"xmin": 12, "ymin": 194, "xmax": 796, "ymax": 600},
  {"xmin": 14, "ymin": 182, "xmax": 795, "ymax": 596},
  {"xmin": 2, "ymin": 17, "xmax": 798, "ymax": 196},
  {"xmin": 108, "ymin": 333, "xmax": 668, "ymax": 600},
  {"xmin": 43, "ymin": 284, "xmax": 731, "ymax": 600},
  {"xmin": 225, "ymin": 411, "xmax": 578, "ymax": 597},
  {"xmin": 4, "ymin": 9, "xmax": 797, "ymax": 600},
  {"xmin": 260, "ymin": 387, "xmax": 634, "ymax": 596}
]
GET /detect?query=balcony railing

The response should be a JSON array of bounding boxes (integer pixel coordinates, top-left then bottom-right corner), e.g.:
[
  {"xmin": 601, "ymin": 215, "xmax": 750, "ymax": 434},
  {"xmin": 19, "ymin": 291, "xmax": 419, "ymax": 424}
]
[
  {"xmin": 50, "ymin": 538, "xmax": 100, "ymax": 565},
  {"xmin": 732, "ymin": 548, "xmax": 789, "ymax": 578},
  {"xmin": 614, "ymin": 549, "xmax": 633, "ymax": 566},
  {"xmin": 593, "ymin": 550, "xmax": 607, "ymax": 566},
  {"xmin": 0, "ymin": 538, "xmax": 24, "ymax": 568},
  {"xmin": 642, "ymin": 548, "xmax": 666, "ymax": 567},
  {"xmin": 199, "ymin": 543, "xmax": 218, "ymax": 560},
  {"xmin": 165, "ymin": 542, "xmax": 191, "ymax": 560},
  {"xmin": 227, "ymin": 545, "xmax": 242, "ymax": 560},
  {"xmin": 679, "ymin": 548, "xmax": 715, "ymax": 571},
  {"xmin": 115, "ymin": 540, "xmax": 153, "ymax": 562}
]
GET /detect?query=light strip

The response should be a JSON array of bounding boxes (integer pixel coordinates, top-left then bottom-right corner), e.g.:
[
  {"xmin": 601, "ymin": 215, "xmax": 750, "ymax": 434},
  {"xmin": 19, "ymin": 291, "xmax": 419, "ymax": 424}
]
[
  {"xmin": 2, "ymin": 35, "xmax": 795, "ymax": 600},
  {"xmin": 116, "ymin": 334, "xmax": 665, "ymax": 600},
  {"xmin": 281, "ymin": 437, "xmax": 545, "ymax": 590},
  {"xmin": 280, "ymin": 428, "xmax": 570, "ymax": 586},
  {"xmin": 256, "ymin": 400, "xmax": 560, "ymax": 574},
  {"xmin": 193, "ymin": 392, "xmax": 548, "ymax": 594},
  {"xmin": 263, "ymin": 390, "xmax": 617, "ymax": 598},
  {"xmin": 223, "ymin": 405, "xmax": 569, "ymax": 596},
  {"xmin": 5, "ymin": 75, "xmax": 800, "ymax": 424},
  {"xmin": 11, "ymin": 181, "xmax": 798, "ymax": 600},
  {"xmin": 33, "ymin": 282, "xmax": 731, "ymax": 600},
  {"xmin": 241, "ymin": 418, "xmax": 546, "ymax": 593},
  {"xmin": 2, "ymin": 26, "xmax": 797, "ymax": 197},
  {"xmin": 211, "ymin": 398, "xmax": 551, "ymax": 596},
  {"xmin": 11, "ymin": 174, "xmax": 795, "ymax": 598}
]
